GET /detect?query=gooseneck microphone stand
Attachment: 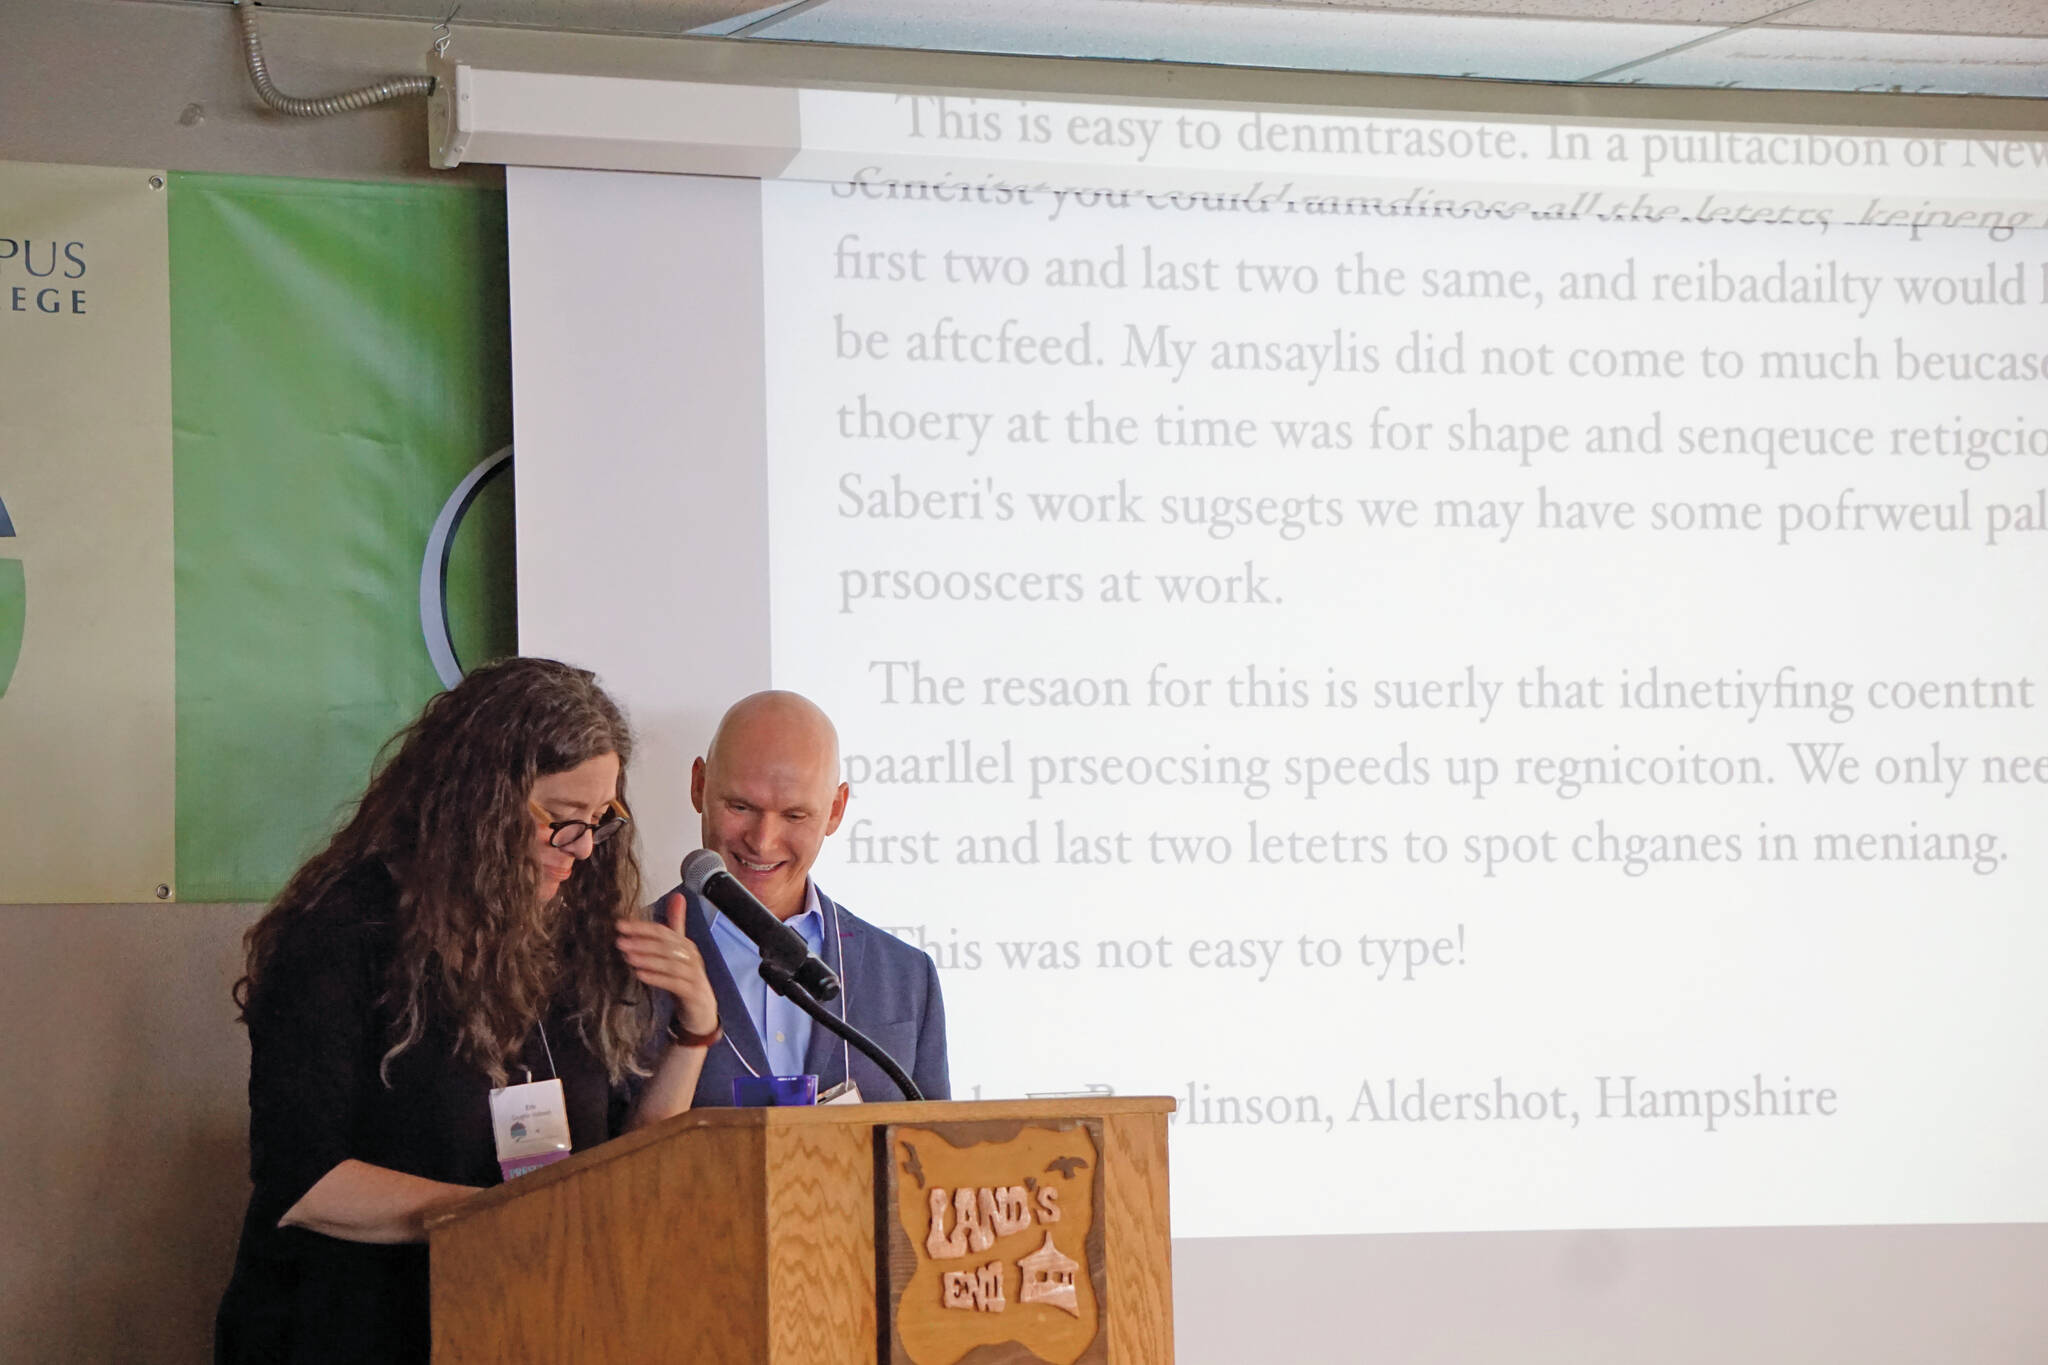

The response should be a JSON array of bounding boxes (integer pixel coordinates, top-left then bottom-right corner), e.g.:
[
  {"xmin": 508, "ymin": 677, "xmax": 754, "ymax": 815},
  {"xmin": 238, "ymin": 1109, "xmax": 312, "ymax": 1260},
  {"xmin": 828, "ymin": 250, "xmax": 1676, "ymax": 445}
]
[{"xmin": 756, "ymin": 959, "xmax": 925, "ymax": 1103}]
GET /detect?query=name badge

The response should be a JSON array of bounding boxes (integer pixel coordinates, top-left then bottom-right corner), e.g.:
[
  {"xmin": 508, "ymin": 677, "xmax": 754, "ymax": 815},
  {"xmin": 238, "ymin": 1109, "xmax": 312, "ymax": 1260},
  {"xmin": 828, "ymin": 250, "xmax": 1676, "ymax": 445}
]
[
  {"xmin": 818, "ymin": 1077, "xmax": 864, "ymax": 1106},
  {"xmin": 488, "ymin": 1077, "xmax": 573, "ymax": 1180}
]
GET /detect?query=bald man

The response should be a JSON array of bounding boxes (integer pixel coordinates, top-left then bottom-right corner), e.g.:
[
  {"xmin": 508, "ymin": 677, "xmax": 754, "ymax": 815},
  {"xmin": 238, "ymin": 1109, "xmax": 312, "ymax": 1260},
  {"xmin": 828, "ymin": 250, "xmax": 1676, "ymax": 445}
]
[{"xmin": 657, "ymin": 691, "xmax": 949, "ymax": 1106}]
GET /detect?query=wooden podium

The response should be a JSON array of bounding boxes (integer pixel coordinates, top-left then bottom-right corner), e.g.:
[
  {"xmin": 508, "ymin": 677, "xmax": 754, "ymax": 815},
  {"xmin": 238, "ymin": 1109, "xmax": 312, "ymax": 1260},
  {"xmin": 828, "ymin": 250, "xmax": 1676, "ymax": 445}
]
[{"xmin": 426, "ymin": 1097, "xmax": 1175, "ymax": 1365}]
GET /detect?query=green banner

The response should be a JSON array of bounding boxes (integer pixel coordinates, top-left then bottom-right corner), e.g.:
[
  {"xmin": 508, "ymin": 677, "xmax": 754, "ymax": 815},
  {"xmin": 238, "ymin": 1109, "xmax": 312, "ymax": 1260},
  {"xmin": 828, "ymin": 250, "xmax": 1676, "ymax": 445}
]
[
  {"xmin": 0, "ymin": 557, "xmax": 22, "ymax": 696},
  {"xmin": 169, "ymin": 172, "xmax": 516, "ymax": 902}
]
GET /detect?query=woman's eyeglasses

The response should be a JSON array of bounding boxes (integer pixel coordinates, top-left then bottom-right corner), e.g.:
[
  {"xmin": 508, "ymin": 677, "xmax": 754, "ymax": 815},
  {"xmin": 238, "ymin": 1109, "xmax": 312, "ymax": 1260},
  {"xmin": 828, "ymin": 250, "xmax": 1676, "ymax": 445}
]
[{"xmin": 530, "ymin": 798, "xmax": 631, "ymax": 850}]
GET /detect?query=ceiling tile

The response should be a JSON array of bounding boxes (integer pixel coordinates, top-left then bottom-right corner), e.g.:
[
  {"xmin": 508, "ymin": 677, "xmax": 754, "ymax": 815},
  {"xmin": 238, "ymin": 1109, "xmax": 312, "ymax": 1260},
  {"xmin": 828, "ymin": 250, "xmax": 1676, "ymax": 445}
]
[
  {"xmin": 229, "ymin": 0, "xmax": 761, "ymax": 36},
  {"xmin": 1178, "ymin": 0, "xmax": 1782, "ymax": 24},
  {"xmin": 1130, "ymin": 0, "xmax": 2048, "ymax": 38},
  {"xmin": 202, "ymin": 0, "xmax": 2048, "ymax": 39},
  {"xmin": 749, "ymin": 0, "xmax": 1700, "ymax": 80},
  {"xmin": 1617, "ymin": 25, "xmax": 2048, "ymax": 93},
  {"xmin": 1775, "ymin": 0, "xmax": 2048, "ymax": 37},
  {"xmin": 204, "ymin": 0, "xmax": 2048, "ymax": 95}
]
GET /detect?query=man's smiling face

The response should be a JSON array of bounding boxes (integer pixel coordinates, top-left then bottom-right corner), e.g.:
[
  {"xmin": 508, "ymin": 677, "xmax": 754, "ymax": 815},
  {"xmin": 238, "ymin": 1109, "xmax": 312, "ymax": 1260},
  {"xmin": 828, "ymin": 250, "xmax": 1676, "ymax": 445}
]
[{"xmin": 690, "ymin": 694, "xmax": 849, "ymax": 920}]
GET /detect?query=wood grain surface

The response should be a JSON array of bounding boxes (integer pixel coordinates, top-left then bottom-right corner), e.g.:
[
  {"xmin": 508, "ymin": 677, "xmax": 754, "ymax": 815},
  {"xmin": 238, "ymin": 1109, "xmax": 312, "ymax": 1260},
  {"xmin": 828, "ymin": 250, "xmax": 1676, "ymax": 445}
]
[
  {"xmin": 765, "ymin": 1121, "xmax": 880, "ymax": 1365},
  {"xmin": 1102, "ymin": 1113, "xmax": 1174, "ymax": 1365},
  {"xmin": 431, "ymin": 1121, "xmax": 769, "ymax": 1364}
]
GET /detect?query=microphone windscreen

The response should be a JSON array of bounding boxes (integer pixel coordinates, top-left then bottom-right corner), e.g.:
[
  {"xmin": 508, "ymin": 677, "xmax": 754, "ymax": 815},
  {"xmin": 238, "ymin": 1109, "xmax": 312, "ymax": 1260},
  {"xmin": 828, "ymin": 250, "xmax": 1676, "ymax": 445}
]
[{"xmin": 680, "ymin": 848, "xmax": 726, "ymax": 896}]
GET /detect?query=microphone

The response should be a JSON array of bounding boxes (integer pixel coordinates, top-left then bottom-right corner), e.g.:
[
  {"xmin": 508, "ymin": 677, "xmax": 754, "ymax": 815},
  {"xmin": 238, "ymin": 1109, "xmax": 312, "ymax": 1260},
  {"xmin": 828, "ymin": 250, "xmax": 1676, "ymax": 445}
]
[{"xmin": 680, "ymin": 849, "xmax": 841, "ymax": 1002}]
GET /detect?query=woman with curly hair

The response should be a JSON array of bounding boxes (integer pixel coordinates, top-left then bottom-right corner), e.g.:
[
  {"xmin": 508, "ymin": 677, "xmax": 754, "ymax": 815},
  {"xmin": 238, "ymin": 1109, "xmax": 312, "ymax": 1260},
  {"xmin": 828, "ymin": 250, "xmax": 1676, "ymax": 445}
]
[{"xmin": 214, "ymin": 657, "xmax": 719, "ymax": 1364}]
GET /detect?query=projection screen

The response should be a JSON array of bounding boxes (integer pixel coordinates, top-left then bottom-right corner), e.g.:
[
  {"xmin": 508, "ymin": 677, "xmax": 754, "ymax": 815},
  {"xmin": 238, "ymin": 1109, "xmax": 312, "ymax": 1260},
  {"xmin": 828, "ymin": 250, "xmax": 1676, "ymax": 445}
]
[{"xmin": 488, "ymin": 65, "xmax": 2048, "ymax": 1362}]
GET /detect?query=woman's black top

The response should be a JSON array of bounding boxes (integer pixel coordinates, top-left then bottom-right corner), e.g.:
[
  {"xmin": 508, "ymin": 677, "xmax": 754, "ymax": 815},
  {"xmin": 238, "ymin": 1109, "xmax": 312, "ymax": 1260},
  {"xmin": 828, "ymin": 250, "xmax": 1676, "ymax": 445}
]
[{"xmin": 214, "ymin": 862, "xmax": 632, "ymax": 1365}]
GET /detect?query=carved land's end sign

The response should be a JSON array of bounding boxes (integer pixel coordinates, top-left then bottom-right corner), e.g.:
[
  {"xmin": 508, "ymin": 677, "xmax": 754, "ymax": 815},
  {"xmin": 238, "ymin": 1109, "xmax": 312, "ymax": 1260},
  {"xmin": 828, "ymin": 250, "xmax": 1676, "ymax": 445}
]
[{"xmin": 879, "ymin": 1119, "xmax": 1108, "ymax": 1365}]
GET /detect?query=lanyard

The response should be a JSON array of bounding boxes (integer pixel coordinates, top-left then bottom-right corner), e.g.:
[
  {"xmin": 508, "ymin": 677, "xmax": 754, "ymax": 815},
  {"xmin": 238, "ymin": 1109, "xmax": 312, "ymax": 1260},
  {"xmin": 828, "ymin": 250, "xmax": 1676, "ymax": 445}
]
[
  {"xmin": 521, "ymin": 1019, "xmax": 559, "ymax": 1085},
  {"xmin": 722, "ymin": 894, "xmax": 851, "ymax": 1084}
]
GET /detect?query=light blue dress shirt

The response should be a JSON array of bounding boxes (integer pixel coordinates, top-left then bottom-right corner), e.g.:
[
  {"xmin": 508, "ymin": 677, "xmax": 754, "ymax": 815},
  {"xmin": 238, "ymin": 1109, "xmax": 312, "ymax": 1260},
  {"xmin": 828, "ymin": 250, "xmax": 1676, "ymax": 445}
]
[{"xmin": 709, "ymin": 879, "xmax": 826, "ymax": 1076}]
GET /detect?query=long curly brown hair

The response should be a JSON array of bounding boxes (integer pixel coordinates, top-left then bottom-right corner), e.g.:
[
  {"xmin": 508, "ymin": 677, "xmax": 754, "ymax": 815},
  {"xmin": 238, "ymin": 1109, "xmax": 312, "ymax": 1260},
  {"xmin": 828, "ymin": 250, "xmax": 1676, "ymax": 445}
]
[{"xmin": 236, "ymin": 657, "xmax": 648, "ymax": 1085}]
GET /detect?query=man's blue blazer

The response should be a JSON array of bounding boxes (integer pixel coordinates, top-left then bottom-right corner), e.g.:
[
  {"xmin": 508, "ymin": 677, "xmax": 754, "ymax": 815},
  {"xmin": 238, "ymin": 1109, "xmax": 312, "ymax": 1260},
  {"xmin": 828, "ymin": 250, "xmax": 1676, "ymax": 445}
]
[{"xmin": 656, "ymin": 884, "xmax": 951, "ymax": 1106}]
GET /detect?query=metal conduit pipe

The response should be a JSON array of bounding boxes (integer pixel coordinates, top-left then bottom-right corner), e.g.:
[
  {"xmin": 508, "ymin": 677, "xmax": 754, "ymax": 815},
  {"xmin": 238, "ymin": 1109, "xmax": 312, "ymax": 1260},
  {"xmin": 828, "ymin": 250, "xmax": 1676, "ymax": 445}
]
[{"xmin": 235, "ymin": 0, "xmax": 435, "ymax": 117}]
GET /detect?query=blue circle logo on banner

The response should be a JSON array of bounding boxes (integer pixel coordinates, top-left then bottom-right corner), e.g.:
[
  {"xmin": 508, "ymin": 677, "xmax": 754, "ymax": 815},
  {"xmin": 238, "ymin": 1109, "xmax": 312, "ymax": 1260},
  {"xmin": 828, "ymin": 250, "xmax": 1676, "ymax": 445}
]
[
  {"xmin": 0, "ymin": 494, "xmax": 22, "ymax": 698},
  {"xmin": 419, "ymin": 446, "xmax": 513, "ymax": 689}
]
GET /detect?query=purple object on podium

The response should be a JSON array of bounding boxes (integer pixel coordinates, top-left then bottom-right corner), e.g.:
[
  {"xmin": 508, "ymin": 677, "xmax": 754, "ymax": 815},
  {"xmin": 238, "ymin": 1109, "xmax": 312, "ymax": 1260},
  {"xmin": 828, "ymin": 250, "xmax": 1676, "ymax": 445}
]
[{"xmin": 732, "ymin": 1073, "xmax": 818, "ymax": 1107}]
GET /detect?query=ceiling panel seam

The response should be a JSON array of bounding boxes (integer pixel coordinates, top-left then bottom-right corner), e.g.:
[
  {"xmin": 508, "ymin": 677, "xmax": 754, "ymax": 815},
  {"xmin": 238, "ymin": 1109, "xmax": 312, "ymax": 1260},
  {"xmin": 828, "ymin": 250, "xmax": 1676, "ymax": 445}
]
[
  {"xmin": 1579, "ymin": 0, "xmax": 1828, "ymax": 80},
  {"xmin": 728, "ymin": 0, "xmax": 841, "ymax": 39}
]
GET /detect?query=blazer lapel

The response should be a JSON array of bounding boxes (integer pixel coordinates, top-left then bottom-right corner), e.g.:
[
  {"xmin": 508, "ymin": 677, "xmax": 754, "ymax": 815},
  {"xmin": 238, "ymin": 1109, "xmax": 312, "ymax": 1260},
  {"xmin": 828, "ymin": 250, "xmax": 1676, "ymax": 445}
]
[
  {"xmin": 685, "ymin": 890, "xmax": 769, "ymax": 1076},
  {"xmin": 800, "ymin": 888, "xmax": 865, "ymax": 1084}
]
